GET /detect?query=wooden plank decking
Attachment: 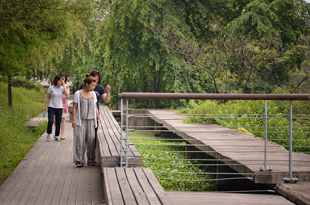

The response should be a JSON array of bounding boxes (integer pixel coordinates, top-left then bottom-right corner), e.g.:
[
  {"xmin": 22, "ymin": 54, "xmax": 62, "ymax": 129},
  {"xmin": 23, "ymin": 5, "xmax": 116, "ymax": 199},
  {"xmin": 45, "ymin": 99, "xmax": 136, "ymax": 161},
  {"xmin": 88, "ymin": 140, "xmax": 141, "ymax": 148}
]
[
  {"xmin": 168, "ymin": 191, "xmax": 294, "ymax": 205},
  {"xmin": 1, "ymin": 106, "xmax": 299, "ymax": 205},
  {"xmin": 97, "ymin": 106, "xmax": 142, "ymax": 168},
  {"xmin": 0, "ymin": 116, "xmax": 104, "ymax": 205},
  {"xmin": 103, "ymin": 167, "xmax": 175, "ymax": 205}
]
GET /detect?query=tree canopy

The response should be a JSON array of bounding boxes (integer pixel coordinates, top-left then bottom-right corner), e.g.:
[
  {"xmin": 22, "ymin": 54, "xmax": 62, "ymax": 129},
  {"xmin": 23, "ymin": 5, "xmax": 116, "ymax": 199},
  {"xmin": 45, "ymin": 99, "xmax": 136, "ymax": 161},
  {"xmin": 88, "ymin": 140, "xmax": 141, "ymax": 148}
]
[
  {"xmin": 94, "ymin": 0, "xmax": 310, "ymax": 108},
  {"xmin": 0, "ymin": 0, "xmax": 96, "ymax": 106},
  {"xmin": 1, "ymin": 0, "xmax": 310, "ymax": 107}
]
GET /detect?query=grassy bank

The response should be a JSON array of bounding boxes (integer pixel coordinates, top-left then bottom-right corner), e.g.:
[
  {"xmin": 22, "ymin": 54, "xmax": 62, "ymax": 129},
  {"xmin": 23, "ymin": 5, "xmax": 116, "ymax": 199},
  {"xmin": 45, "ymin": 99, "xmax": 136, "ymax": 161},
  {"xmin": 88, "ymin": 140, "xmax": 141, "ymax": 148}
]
[{"xmin": 0, "ymin": 82, "xmax": 46, "ymax": 186}]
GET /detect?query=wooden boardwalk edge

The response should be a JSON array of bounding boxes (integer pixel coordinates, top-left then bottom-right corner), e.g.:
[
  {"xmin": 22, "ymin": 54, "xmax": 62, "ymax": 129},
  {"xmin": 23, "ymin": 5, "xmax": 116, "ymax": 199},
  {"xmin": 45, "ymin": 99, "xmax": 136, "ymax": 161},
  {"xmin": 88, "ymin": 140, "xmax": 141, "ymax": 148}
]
[
  {"xmin": 97, "ymin": 106, "xmax": 142, "ymax": 168},
  {"xmin": 103, "ymin": 167, "xmax": 175, "ymax": 205}
]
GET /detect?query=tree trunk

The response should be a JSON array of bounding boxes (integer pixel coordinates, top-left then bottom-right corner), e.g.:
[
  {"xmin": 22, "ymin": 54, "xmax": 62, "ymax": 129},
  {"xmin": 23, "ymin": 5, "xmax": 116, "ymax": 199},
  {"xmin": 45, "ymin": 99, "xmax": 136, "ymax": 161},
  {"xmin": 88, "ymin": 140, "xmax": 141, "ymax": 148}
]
[
  {"xmin": 152, "ymin": 75, "xmax": 159, "ymax": 109},
  {"xmin": 143, "ymin": 73, "xmax": 149, "ymax": 106},
  {"xmin": 152, "ymin": 63, "xmax": 161, "ymax": 109},
  {"xmin": 8, "ymin": 76, "xmax": 12, "ymax": 107}
]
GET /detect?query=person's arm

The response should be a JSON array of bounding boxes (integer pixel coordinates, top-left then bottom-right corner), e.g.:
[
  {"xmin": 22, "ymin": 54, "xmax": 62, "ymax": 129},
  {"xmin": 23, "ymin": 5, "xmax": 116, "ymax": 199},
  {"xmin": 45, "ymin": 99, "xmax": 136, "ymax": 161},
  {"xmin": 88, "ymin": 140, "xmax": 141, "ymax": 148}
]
[
  {"xmin": 63, "ymin": 82, "xmax": 69, "ymax": 97},
  {"xmin": 43, "ymin": 93, "xmax": 51, "ymax": 112},
  {"xmin": 96, "ymin": 105, "xmax": 100, "ymax": 125},
  {"xmin": 72, "ymin": 102, "xmax": 78, "ymax": 128},
  {"xmin": 101, "ymin": 84, "xmax": 111, "ymax": 104}
]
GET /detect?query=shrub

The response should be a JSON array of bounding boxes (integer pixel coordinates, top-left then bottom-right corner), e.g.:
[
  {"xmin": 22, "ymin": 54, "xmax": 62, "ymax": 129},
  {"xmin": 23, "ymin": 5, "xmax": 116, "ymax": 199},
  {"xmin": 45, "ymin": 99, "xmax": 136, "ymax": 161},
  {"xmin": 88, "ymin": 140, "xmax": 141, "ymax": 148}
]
[
  {"xmin": 179, "ymin": 99, "xmax": 310, "ymax": 153},
  {"xmin": 11, "ymin": 77, "xmax": 43, "ymax": 91}
]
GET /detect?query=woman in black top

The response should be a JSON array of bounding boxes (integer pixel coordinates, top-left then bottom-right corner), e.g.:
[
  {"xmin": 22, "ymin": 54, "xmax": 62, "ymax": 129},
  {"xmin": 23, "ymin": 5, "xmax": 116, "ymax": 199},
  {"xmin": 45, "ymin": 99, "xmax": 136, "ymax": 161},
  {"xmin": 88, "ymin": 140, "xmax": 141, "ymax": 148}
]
[{"xmin": 80, "ymin": 70, "xmax": 111, "ymax": 110}]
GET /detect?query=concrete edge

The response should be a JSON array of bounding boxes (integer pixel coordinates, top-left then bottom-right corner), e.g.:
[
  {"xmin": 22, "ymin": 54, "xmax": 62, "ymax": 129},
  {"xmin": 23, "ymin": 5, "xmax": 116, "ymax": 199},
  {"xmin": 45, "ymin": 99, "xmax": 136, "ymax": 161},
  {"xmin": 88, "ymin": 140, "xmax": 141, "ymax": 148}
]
[{"xmin": 276, "ymin": 183, "xmax": 310, "ymax": 205}]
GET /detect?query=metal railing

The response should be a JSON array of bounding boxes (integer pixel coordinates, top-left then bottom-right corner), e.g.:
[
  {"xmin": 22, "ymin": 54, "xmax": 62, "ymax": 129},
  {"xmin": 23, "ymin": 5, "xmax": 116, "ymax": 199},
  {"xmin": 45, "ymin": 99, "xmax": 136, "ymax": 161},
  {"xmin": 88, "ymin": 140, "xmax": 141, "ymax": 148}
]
[{"xmin": 119, "ymin": 92, "xmax": 310, "ymax": 188}]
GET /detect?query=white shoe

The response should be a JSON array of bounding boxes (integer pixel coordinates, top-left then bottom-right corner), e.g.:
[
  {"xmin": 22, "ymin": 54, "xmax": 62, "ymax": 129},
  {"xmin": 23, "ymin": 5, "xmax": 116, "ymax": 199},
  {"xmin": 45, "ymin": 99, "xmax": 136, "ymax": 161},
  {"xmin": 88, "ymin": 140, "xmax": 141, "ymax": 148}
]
[
  {"xmin": 47, "ymin": 135, "xmax": 50, "ymax": 141},
  {"xmin": 55, "ymin": 136, "xmax": 61, "ymax": 141}
]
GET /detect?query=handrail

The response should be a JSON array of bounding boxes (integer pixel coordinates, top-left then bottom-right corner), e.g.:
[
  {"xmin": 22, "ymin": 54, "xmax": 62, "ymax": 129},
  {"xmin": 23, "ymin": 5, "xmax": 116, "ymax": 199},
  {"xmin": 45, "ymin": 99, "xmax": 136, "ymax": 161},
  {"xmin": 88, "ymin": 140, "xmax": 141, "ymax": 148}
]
[
  {"xmin": 119, "ymin": 92, "xmax": 309, "ymax": 183},
  {"xmin": 118, "ymin": 92, "xmax": 310, "ymax": 100}
]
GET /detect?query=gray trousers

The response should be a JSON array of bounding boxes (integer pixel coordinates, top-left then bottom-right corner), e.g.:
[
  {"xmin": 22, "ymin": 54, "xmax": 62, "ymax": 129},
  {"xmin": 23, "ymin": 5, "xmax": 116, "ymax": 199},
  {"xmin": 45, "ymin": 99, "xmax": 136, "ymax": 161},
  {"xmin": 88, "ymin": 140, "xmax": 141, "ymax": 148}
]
[{"xmin": 73, "ymin": 119, "xmax": 96, "ymax": 164}]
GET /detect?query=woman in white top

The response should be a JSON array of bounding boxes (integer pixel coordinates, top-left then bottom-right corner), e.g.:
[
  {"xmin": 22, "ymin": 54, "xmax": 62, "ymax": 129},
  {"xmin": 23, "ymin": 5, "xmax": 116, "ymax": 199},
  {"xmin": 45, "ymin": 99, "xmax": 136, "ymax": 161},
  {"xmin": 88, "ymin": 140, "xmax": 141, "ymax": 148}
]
[
  {"xmin": 43, "ymin": 75, "xmax": 69, "ymax": 141},
  {"xmin": 72, "ymin": 75, "xmax": 100, "ymax": 167}
]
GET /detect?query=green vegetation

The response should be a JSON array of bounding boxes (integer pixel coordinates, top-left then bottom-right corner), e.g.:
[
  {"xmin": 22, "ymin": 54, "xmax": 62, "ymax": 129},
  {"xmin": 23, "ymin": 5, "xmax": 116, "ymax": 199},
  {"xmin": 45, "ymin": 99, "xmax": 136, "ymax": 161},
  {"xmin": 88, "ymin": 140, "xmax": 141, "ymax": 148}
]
[
  {"xmin": 1, "ymin": 0, "xmax": 96, "ymax": 107},
  {"xmin": 3, "ymin": 76, "xmax": 43, "ymax": 91},
  {"xmin": 0, "ymin": 82, "xmax": 46, "ymax": 186},
  {"xmin": 95, "ymin": 0, "xmax": 310, "ymax": 109},
  {"xmin": 179, "ymin": 97, "xmax": 310, "ymax": 153},
  {"xmin": 128, "ymin": 131, "xmax": 216, "ymax": 191},
  {"xmin": 1, "ymin": 0, "xmax": 309, "ymax": 195},
  {"xmin": 2, "ymin": 1, "xmax": 310, "ymax": 109}
]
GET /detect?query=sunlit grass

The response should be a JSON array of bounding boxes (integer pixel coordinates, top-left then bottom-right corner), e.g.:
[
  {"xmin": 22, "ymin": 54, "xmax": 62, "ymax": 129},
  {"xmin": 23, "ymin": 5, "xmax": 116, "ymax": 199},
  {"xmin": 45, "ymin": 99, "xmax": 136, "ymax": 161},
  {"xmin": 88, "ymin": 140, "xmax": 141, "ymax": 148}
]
[{"xmin": 0, "ymin": 82, "xmax": 46, "ymax": 186}]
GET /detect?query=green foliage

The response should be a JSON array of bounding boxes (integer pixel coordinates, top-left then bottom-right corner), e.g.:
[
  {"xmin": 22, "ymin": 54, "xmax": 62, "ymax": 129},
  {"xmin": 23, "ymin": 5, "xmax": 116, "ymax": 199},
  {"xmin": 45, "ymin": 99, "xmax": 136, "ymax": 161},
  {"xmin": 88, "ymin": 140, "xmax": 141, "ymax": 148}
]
[
  {"xmin": 0, "ymin": 0, "xmax": 97, "ymax": 106},
  {"xmin": 1, "ymin": 76, "xmax": 43, "ymax": 91},
  {"xmin": 1, "ymin": 0, "xmax": 96, "ymax": 71},
  {"xmin": 230, "ymin": 0, "xmax": 310, "ymax": 44},
  {"xmin": 0, "ymin": 82, "xmax": 46, "ymax": 185},
  {"xmin": 93, "ymin": 0, "xmax": 310, "ymax": 108},
  {"xmin": 95, "ymin": 0, "xmax": 222, "ymax": 108},
  {"xmin": 2, "ymin": 0, "xmax": 310, "ymax": 108},
  {"xmin": 180, "ymin": 96, "xmax": 310, "ymax": 153},
  {"xmin": 129, "ymin": 131, "xmax": 216, "ymax": 191}
]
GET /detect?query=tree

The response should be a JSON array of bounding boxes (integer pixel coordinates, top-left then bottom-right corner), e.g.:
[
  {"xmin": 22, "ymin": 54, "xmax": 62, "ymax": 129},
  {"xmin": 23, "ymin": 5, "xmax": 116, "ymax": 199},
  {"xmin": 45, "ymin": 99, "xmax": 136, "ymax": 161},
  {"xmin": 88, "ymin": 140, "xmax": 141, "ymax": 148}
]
[
  {"xmin": 288, "ymin": 35, "xmax": 310, "ymax": 93},
  {"xmin": 95, "ymin": 0, "xmax": 229, "ymax": 108},
  {"xmin": 153, "ymin": 0, "xmax": 310, "ymax": 94},
  {"xmin": 229, "ymin": 0, "xmax": 310, "ymax": 45},
  {"xmin": 94, "ymin": 0, "xmax": 310, "ymax": 109},
  {"xmin": 0, "ymin": 0, "xmax": 96, "ymax": 106}
]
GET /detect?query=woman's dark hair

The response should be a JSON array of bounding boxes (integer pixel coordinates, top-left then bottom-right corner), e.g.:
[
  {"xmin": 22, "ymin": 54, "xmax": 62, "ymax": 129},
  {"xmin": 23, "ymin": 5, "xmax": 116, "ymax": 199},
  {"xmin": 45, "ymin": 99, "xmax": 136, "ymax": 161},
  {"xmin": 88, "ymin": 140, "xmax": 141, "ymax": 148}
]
[
  {"xmin": 83, "ymin": 74, "xmax": 97, "ymax": 86},
  {"xmin": 89, "ymin": 70, "xmax": 102, "ymax": 85},
  {"xmin": 59, "ymin": 72, "xmax": 67, "ymax": 83},
  {"xmin": 52, "ymin": 75, "xmax": 63, "ymax": 85}
]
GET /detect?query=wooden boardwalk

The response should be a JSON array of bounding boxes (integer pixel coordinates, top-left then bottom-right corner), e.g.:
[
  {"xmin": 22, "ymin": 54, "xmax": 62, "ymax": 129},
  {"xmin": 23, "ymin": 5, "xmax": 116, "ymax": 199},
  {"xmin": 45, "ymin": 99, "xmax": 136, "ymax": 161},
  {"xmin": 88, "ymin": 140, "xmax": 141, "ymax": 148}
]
[
  {"xmin": 168, "ymin": 191, "xmax": 294, "ymax": 205},
  {"xmin": 103, "ymin": 167, "xmax": 174, "ymax": 205},
  {"xmin": 0, "ymin": 116, "xmax": 104, "ymax": 205},
  {"xmin": 146, "ymin": 109, "xmax": 310, "ymax": 184},
  {"xmin": 97, "ymin": 106, "xmax": 142, "ymax": 168},
  {"xmin": 0, "ymin": 107, "xmax": 300, "ymax": 205}
]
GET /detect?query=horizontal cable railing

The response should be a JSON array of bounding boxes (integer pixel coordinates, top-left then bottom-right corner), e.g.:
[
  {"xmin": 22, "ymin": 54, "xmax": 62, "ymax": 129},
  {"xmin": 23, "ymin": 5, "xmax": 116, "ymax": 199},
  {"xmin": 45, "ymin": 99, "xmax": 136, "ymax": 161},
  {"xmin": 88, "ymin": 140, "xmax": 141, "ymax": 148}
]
[{"xmin": 118, "ymin": 92, "xmax": 310, "ymax": 191}]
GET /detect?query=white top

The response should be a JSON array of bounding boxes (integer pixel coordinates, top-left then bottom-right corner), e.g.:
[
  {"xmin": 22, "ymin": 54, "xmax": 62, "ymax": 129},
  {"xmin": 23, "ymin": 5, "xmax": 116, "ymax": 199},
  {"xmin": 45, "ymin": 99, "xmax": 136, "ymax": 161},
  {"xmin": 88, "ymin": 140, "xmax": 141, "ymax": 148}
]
[
  {"xmin": 73, "ymin": 91, "xmax": 97, "ymax": 128},
  {"xmin": 47, "ymin": 85, "xmax": 64, "ymax": 109}
]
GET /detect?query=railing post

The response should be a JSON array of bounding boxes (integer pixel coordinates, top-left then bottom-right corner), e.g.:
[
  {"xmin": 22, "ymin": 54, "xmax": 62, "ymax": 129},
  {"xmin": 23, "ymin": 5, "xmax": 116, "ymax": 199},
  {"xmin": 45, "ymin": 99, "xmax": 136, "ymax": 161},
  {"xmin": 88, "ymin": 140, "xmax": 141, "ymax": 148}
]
[
  {"xmin": 283, "ymin": 100, "xmax": 298, "ymax": 182},
  {"xmin": 125, "ymin": 99, "xmax": 129, "ymax": 168},
  {"xmin": 120, "ymin": 99, "xmax": 123, "ymax": 167},
  {"xmin": 260, "ymin": 100, "xmax": 272, "ymax": 171},
  {"xmin": 289, "ymin": 100, "xmax": 293, "ymax": 179}
]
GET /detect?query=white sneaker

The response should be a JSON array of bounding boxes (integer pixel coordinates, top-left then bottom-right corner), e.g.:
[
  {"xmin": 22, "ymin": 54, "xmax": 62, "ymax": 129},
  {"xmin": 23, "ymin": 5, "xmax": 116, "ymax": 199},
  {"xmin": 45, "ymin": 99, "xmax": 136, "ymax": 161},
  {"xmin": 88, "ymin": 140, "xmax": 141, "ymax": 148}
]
[
  {"xmin": 47, "ymin": 135, "xmax": 50, "ymax": 141},
  {"xmin": 55, "ymin": 136, "xmax": 61, "ymax": 141}
]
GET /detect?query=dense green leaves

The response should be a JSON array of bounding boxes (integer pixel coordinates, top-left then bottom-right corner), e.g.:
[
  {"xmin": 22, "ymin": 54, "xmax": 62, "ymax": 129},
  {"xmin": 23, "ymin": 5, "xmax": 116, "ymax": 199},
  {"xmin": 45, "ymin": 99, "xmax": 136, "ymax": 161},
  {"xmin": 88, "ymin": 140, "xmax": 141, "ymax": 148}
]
[
  {"xmin": 0, "ymin": 0, "xmax": 96, "ymax": 105},
  {"xmin": 95, "ymin": 0, "xmax": 218, "ymax": 108},
  {"xmin": 2, "ymin": 0, "xmax": 310, "ymax": 107},
  {"xmin": 94, "ymin": 0, "xmax": 310, "ymax": 109}
]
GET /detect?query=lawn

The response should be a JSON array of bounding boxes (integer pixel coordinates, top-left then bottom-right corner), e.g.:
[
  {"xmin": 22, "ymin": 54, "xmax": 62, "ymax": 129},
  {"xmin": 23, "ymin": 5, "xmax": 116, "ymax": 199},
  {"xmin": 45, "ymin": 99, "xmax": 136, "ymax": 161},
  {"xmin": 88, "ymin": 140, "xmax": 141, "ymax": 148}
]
[{"xmin": 0, "ymin": 82, "xmax": 46, "ymax": 186}]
